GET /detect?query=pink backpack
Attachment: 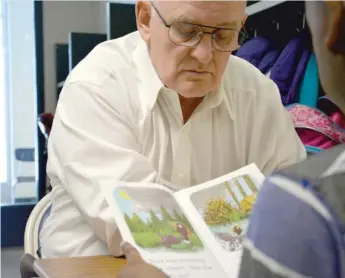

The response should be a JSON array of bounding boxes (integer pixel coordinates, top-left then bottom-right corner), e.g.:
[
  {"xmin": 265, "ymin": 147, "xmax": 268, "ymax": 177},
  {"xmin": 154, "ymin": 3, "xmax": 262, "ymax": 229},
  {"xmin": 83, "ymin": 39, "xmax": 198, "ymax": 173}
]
[{"xmin": 287, "ymin": 97, "xmax": 345, "ymax": 155}]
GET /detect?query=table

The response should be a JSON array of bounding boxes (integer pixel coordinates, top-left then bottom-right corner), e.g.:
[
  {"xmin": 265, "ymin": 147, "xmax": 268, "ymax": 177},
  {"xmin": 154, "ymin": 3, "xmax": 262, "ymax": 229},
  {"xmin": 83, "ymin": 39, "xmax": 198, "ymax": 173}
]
[{"xmin": 33, "ymin": 255, "xmax": 126, "ymax": 278}]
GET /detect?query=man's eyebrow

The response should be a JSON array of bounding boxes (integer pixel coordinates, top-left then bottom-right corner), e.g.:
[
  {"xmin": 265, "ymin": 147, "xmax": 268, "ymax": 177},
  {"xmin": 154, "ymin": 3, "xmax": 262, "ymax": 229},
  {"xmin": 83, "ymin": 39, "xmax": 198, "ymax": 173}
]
[
  {"xmin": 173, "ymin": 15, "xmax": 241, "ymax": 29},
  {"xmin": 216, "ymin": 21, "xmax": 240, "ymax": 28},
  {"xmin": 173, "ymin": 15, "xmax": 196, "ymax": 24}
]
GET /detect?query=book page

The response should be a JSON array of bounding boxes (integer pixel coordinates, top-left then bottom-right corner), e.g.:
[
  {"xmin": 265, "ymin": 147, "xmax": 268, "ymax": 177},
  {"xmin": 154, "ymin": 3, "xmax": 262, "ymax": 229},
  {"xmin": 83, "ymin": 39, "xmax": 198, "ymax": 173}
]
[
  {"xmin": 174, "ymin": 164, "xmax": 265, "ymax": 277},
  {"xmin": 103, "ymin": 182, "xmax": 227, "ymax": 278}
]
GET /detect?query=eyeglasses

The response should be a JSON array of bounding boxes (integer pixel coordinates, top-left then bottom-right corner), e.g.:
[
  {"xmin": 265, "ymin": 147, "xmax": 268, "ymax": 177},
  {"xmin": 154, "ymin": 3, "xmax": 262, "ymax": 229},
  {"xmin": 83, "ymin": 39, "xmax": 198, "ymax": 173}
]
[{"xmin": 150, "ymin": 2, "xmax": 247, "ymax": 52}]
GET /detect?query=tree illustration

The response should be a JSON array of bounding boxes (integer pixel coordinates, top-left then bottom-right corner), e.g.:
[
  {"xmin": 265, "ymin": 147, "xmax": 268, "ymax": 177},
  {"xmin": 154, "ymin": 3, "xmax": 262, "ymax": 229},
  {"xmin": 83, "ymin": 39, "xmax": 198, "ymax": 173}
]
[
  {"xmin": 160, "ymin": 206, "xmax": 174, "ymax": 222},
  {"xmin": 131, "ymin": 213, "xmax": 147, "ymax": 232},
  {"xmin": 149, "ymin": 209, "xmax": 162, "ymax": 230},
  {"xmin": 243, "ymin": 175, "xmax": 258, "ymax": 194},
  {"xmin": 124, "ymin": 213, "xmax": 135, "ymax": 232},
  {"xmin": 203, "ymin": 197, "xmax": 233, "ymax": 226},
  {"xmin": 234, "ymin": 178, "xmax": 247, "ymax": 198},
  {"xmin": 239, "ymin": 195, "xmax": 256, "ymax": 215},
  {"xmin": 224, "ymin": 182, "xmax": 240, "ymax": 207},
  {"xmin": 173, "ymin": 209, "xmax": 184, "ymax": 222}
]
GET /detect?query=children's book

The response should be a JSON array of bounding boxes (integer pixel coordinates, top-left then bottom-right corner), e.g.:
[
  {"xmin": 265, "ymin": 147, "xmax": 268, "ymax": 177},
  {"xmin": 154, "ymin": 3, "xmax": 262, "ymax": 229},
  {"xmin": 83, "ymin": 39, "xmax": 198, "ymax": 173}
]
[{"xmin": 103, "ymin": 163, "xmax": 265, "ymax": 278}]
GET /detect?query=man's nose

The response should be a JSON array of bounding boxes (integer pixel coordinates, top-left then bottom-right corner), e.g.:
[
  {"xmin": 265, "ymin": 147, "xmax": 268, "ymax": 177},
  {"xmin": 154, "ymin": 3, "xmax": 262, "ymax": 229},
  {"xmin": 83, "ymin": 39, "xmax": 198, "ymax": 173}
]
[{"xmin": 190, "ymin": 34, "xmax": 214, "ymax": 64}]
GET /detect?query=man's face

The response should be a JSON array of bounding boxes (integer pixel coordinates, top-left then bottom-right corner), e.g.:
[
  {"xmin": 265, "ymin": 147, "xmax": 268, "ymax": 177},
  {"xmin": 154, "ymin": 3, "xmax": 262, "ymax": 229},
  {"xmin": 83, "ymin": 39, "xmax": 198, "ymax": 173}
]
[{"xmin": 143, "ymin": 1, "xmax": 246, "ymax": 98}]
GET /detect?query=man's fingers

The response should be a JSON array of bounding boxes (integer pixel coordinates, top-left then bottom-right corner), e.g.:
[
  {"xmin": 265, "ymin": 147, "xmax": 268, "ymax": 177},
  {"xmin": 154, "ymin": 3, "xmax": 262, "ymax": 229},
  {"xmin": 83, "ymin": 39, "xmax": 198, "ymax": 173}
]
[{"xmin": 121, "ymin": 242, "xmax": 144, "ymax": 264}]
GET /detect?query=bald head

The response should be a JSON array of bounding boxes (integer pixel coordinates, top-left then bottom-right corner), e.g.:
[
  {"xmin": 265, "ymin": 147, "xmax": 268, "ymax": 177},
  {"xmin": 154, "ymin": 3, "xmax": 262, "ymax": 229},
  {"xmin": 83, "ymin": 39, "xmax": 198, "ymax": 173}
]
[
  {"xmin": 136, "ymin": 1, "xmax": 247, "ymax": 99},
  {"xmin": 153, "ymin": 1, "xmax": 246, "ymax": 25}
]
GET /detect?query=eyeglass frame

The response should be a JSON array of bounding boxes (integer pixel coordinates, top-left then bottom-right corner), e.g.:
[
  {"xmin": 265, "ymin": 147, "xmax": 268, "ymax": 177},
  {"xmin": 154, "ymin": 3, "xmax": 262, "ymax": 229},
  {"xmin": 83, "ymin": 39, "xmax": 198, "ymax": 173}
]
[{"xmin": 150, "ymin": 1, "xmax": 248, "ymax": 52}]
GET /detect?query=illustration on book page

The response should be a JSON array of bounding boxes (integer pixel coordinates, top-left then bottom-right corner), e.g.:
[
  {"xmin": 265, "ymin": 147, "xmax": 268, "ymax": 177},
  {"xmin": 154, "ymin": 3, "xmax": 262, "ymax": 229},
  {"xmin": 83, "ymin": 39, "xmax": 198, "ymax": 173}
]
[
  {"xmin": 113, "ymin": 187, "xmax": 204, "ymax": 253},
  {"xmin": 190, "ymin": 174, "xmax": 260, "ymax": 252}
]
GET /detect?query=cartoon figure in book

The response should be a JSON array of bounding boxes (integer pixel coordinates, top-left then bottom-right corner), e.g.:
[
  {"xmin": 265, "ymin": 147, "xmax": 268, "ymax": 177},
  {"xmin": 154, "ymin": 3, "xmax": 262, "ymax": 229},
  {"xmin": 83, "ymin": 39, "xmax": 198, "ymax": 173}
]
[
  {"xmin": 159, "ymin": 223, "xmax": 191, "ymax": 247},
  {"xmin": 190, "ymin": 174, "xmax": 260, "ymax": 252},
  {"xmin": 113, "ymin": 187, "xmax": 204, "ymax": 252}
]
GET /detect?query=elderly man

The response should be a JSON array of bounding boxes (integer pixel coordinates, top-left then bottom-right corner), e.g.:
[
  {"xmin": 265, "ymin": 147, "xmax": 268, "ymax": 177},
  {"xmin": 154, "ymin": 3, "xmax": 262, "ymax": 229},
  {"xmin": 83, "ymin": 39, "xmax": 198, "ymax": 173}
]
[
  {"xmin": 118, "ymin": 1, "xmax": 345, "ymax": 278},
  {"xmin": 40, "ymin": 1, "xmax": 305, "ymax": 258}
]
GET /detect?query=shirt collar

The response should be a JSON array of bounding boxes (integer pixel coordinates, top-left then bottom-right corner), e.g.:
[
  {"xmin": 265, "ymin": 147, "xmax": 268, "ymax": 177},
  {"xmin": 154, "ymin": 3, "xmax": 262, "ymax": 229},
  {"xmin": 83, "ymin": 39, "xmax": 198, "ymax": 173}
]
[
  {"xmin": 133, "ymin": 38, "xmax": 164, "ymax": 111},
  {"xmin": 202, "ymin": 81, "xmax": 226, "ymax": 109},
  {"xmin": 133, "ymin": 36, "xmax": 226, "ymax": 112}
]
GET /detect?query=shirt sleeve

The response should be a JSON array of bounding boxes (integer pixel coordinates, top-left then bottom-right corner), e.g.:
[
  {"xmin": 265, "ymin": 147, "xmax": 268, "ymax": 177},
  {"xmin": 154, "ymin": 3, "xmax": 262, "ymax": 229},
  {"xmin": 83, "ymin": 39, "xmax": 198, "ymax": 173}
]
[
  {"xmin": 238, "ymin": 176, "xmax": 338, "ymax": 278},
  {"xmin": 249, "ymin": 79, "xmax": 306, "ymax": 175},
  {"xmin": 47, "ymin": 78, "xmax": 158, "ymax": 256}
]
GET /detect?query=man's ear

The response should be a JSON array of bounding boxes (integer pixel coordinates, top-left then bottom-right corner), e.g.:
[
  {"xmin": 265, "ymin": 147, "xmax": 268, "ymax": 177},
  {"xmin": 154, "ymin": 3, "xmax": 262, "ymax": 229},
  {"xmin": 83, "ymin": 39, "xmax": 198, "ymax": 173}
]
[
  {"xmin": 136, "ymin": 1, "xmax": 152, "ymax": 42},
  {"xmin": 325, "ymin": 1, "xmax": 345, "ymax": 55}
]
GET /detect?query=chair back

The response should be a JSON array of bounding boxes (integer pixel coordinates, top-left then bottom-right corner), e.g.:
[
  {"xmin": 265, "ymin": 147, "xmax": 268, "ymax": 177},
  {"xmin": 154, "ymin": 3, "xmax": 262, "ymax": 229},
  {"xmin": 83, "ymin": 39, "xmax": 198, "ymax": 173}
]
[
  {"xmin": 37, "ymin": 113, "xmax": 54, "ymax": 139},
  {"xmin": 24, "ymin": 193, "xmax": 52, "ymax": 258}
]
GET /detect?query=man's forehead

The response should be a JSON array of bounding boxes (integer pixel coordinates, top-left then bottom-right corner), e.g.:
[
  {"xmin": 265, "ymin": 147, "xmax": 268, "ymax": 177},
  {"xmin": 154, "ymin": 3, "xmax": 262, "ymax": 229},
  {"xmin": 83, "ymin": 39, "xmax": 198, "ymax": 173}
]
[
  {"xmin": 156, "ymin": 1, "xmax": 246, "ymax": 27},
  {"xmin": 156, "ymin": 1, "xmax": 245, "ymax": 11}
]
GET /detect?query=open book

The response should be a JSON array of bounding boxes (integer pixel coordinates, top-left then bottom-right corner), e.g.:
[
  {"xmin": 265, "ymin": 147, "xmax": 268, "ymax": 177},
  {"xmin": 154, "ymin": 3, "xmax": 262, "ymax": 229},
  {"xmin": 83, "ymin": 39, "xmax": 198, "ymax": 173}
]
[{"xmin": 104, "ymin": 163, "xmax": 265, "ymax": 278}]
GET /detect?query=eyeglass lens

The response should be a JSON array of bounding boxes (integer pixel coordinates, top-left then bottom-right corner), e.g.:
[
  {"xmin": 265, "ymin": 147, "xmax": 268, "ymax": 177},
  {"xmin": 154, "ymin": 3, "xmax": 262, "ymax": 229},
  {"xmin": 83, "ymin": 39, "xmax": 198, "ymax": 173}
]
[{"xmin": 168, "ymin": 22, "xmax": 246, "ymax": 51}]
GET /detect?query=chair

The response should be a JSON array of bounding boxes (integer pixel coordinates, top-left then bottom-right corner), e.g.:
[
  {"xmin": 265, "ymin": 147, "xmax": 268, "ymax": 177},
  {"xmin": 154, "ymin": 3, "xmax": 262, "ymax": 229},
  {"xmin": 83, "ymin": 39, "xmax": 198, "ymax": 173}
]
[
  {"xmin": 37, "ymin": 113, "xmax": 54, "ymax": 195},
  {"xmin": 20, "ymin": 193, "xmax": 52, "ymax": 278},
  {"xmin": 37, "ymin": 113, "xmax": 54, "ymax": 140}
]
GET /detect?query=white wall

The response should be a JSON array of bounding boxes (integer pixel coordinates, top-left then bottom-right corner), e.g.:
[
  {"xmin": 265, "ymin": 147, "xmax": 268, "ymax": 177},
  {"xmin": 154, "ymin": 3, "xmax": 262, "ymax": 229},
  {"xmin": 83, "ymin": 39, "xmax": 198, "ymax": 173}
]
[
  {"xmin": 43, "ymin": 1, "xmax": 107, "ymax": 113},
  {"xmin": 3, "ymin": 0, "xmax": 37, "ymax": 202},
  {"xmin": 0, "ymin": 0, "xmax": 7, "ymax": 185}
]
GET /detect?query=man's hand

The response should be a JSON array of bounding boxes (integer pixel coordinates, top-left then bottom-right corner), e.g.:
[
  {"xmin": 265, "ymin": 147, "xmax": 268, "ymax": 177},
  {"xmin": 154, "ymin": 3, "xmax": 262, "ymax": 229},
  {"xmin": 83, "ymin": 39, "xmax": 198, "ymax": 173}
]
[{"xmin": 117, "ymin": 242, "xmax": 169, "ymax": 278}]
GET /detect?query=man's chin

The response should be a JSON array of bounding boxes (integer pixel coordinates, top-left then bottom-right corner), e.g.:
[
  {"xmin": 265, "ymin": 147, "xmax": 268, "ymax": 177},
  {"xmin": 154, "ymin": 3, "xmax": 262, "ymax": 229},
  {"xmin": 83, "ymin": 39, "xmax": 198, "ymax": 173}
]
[
  {"xmin": 176, "ymin": 83, "xmax": 212, "ymax": 98},
  {"xmin": 178, "ymin": 90, "xmax": 209, "ymax": 99}
]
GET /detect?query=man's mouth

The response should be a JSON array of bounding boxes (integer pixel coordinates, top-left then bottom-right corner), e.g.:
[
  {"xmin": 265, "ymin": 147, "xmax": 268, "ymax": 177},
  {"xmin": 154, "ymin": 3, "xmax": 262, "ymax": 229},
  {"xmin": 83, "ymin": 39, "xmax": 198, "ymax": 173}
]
[{"xmin": 184, "ymin": 70, "xmax": 210, "ymax": 75}]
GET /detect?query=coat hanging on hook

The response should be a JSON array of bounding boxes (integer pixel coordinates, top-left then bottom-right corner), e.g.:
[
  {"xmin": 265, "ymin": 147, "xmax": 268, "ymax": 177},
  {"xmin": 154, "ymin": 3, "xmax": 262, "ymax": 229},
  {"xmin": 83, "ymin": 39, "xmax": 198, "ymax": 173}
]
[
  {"xmin": 272, "ymin": 20, "xmax": 280, "ymax": 31},
  {"xmin": 296, "ymin": 12, "xmax": 306, "ymax": 33}
]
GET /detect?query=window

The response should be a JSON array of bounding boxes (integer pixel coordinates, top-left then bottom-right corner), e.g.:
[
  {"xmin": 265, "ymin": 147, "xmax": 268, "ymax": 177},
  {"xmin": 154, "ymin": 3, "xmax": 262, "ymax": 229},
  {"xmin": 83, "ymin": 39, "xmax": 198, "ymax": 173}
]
[{"xmin": 1, "ymin": 0, "xmax": 38, "ymax": 204}]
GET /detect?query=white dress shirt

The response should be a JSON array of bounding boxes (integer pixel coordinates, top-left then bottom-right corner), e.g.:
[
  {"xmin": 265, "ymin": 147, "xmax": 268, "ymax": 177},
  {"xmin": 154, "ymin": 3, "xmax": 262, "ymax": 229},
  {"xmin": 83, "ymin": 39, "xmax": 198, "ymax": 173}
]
[{"xmin": 40, "ymin": 31, "xmax": 306, "ymax": 258}]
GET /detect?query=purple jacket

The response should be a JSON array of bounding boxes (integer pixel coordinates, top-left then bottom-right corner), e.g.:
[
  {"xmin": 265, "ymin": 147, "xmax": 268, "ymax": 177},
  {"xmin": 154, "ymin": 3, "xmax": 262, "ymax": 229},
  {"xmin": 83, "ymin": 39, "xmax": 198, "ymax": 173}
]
[
  {"xmin": 236, "ymin": 34, "xmax": 312, "ymax": 106},
  {"xmin": 270, "ymin": 34, "xmax": 312, "ymax": 105},
  {"xmin": 235, "ymin": 36, "xmax": 280, "ymax": 74}
]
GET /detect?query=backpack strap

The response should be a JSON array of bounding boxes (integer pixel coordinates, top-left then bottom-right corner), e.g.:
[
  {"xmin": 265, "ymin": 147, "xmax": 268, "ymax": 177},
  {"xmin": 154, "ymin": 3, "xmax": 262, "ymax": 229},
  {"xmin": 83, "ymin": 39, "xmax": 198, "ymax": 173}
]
[{"xmin": 287, "ymin": 104, "xmax": 345, "ymax": 144}]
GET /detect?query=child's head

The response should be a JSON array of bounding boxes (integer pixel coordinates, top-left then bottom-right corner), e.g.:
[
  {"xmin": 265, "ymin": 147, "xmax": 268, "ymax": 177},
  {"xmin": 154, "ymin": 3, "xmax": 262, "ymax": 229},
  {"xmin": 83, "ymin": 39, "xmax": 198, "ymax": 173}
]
[{"xmin": 306, "ymin": 1, "xmax": 345, "ymax": 113}]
